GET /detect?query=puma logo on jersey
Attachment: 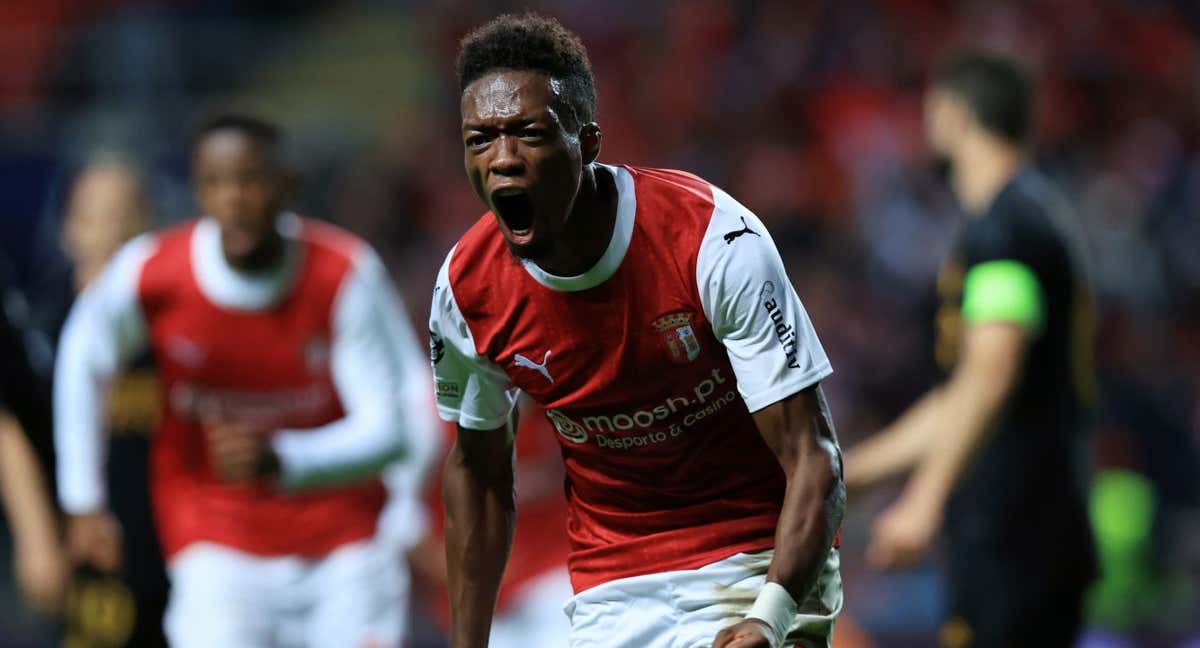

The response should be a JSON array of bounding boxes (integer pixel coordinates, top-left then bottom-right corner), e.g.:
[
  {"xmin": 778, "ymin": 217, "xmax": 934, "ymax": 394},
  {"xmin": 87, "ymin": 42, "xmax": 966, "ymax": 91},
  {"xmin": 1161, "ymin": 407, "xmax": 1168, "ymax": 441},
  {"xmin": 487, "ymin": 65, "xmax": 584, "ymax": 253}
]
[
  {"xmin": 722, "ymin": 216, "xmax": 760, "ymax": 244},
  {"xmin": 514, "ymin": 350, "xmax": 554, "ymax": 383}
]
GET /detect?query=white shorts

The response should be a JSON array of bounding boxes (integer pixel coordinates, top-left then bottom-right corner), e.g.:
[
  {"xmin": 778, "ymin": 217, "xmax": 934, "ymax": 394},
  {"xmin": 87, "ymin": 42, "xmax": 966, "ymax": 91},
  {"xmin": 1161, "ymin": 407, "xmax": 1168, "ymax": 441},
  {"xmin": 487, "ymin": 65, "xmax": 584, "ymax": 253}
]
[
  {"xmin": 164, "ymin": 538, "xmax": 407, "ymax": 648},
  {"xmin": 489, "ymin": 567, "xmax": 574, "ymax": 648},
  {"xmin": 564, "ymin": 549, "xmax": 842, "ymax": 648}
]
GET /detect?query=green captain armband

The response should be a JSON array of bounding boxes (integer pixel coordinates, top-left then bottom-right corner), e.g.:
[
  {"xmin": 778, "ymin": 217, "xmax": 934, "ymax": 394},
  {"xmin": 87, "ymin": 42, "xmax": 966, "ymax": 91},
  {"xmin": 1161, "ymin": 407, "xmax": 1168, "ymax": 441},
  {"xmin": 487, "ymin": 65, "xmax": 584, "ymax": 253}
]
[{"xmin": 961, "ymin": 260, "xmax": 1045, "ymax": 335}]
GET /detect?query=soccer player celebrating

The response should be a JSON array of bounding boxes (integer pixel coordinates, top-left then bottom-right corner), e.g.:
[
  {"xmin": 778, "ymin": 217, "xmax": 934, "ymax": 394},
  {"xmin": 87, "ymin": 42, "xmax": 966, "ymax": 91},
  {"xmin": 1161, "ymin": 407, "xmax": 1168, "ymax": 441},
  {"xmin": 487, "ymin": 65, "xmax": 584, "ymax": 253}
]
[
  {"xmin": 845, "ymin": 53, "xmax": 1096, "ymax": 646},
  {"xmin": 54, "ymin": 115, "xmax": 435, "ymax": 648},
  {"xmin": 431, "ymin": 13, "xmax": 844, "ymax": 648}
]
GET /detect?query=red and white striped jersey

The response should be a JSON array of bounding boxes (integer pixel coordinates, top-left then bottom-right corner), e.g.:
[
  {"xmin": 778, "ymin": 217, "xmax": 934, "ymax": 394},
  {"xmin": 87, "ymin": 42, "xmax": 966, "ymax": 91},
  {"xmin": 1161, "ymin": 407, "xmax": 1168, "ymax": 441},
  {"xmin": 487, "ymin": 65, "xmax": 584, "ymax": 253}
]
[{"xmin": 430, "ymin": 165, "xmax": 834, "ymax": 593}]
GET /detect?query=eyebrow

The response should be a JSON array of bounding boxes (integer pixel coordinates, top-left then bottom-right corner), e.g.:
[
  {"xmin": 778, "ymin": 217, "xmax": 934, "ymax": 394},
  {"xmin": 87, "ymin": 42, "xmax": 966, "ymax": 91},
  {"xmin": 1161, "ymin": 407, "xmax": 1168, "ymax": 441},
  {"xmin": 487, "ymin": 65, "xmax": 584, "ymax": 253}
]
[{"xmin": 461, "ymin": 117, "xmax": 540, "ymax": 132}]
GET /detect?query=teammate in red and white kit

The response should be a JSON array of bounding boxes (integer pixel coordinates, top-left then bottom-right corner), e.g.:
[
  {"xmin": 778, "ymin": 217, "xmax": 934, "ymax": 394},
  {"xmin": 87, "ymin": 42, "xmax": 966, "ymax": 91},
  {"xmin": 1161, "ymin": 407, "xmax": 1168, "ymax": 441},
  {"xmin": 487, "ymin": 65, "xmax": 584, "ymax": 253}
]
[
  {"xmin": 432, "ymin": 14, "xmax": 844, "ymax": 648},
  {"xmin": 53, "ymin": 115, "xmax": 437, "ymax": 648}
]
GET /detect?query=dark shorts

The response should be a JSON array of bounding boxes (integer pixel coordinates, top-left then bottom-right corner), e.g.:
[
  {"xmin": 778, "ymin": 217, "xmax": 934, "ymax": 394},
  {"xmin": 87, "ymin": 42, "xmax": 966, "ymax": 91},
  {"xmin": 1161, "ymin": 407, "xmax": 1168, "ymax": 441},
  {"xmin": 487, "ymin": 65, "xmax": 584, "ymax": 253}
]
[{"xmin": 943, "ymin": 558, "xmax": 1087, "ymax": 648}]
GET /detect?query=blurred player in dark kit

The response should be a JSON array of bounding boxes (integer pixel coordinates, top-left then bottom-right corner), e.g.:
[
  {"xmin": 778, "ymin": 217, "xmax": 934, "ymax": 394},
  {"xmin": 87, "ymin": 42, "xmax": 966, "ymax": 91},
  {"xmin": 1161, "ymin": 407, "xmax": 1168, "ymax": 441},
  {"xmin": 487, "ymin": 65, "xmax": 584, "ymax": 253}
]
[
  {"xmin": 845, "ymin": 52, "xmax": 1097, "ymax": 647},
  {"xmin": 47, "ymin": 157, "xmax": 169, "ymax": 648},
  {"xmin": 433, "ymin": 13, "xmax": 844, "ymax": 648},
  {"xmin": 54, "ymin": 115, "xmax": 436, "ymax": 647},
  {"xmin": 0, "ymin": 256, "xmax": 68, "ymax": 620}
]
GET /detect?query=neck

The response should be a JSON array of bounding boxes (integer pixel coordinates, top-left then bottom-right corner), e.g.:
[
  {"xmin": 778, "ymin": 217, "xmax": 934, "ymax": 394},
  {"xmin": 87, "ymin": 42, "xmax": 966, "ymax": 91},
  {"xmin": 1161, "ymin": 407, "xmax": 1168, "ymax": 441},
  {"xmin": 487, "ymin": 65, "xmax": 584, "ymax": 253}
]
[
  {"xmin": 951, "ymin": 133, "xmax": 1023, "ymax": 216},
  {"xmin": 226, "ymin": 229, "xmax": 286, "ymax": 274},
  {"xmin": 533, "ymin": 164, "xmax": 617, "ymax": 277},
  {"xmin": 73, "ymin": 261, "xmax": 104, "ymax": 293}
]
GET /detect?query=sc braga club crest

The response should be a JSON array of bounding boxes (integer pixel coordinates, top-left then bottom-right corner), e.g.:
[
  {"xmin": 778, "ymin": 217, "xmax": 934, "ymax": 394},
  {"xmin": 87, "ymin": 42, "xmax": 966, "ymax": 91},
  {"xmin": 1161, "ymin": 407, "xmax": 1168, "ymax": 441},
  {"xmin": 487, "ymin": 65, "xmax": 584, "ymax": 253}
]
[{"xmin": 652, "ymin": 311, "xmax": 702, "ymax": 364}]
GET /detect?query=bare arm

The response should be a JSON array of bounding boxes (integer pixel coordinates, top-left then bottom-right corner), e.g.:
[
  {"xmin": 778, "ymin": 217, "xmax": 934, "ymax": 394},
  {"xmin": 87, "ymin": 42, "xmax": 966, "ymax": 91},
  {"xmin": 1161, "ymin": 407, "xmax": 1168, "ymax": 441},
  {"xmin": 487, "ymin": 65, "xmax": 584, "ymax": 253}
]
[
  {"xmin": 0, "ymin": 413, "xmax": 60, "ymax": 555},
  {"xmin": 843, "ymin": 388, "xmax": 945, "ymax": 491},
  {"xmin": 443, "ymin": 421, "xmax": 516, "ymax": 648},
  {"xmin": 753, "ymin": 385, "xmax": 844, "ymax": 600},
  {"xmin": 866, "ymin": 322, "xmax": 1027, "ymax": 568},
  {"xmin": 902, "ymin": 323, "xmax": 1025, "ymax": 512},
  {"xmin": 0, "ymin": 412, "xmax": 68, "ymax": 614},
  {"xmin": 698, "ymin": 195, "xmax": 845, "ymax": 648},
  {"xmin": 714, "ymin": 385, "xmax": 844, "ymax": 648}
]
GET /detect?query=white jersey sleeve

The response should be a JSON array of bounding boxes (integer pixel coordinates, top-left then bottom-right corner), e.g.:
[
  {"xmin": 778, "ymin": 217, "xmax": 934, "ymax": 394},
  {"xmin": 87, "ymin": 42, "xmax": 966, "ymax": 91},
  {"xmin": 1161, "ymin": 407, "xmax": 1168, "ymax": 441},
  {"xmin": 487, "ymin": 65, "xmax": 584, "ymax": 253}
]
[
  {"xmin": 54, "ymin": 235, "xmax": 154, "ymax": 513},
  {"xmin": 376, "ymin": 438, "xmax": 438, "ymax": 552},
  {"xmin": 429, "ymin": 247, "xmax": 518, "ymax": 431},
  {"xmin": 696, "ymin": 187, "xmax": 832, "ymax": 413},
  {"xmin": 272, "ymin": 247, "xmax": 434, "ymax": 489},
  {"xmin": 377, "ymin": 295, "xmax": 444, "ymax": 551},
  {"xmin": 376, "ymin": 278, "xmax": 443, "ymax": 551}
]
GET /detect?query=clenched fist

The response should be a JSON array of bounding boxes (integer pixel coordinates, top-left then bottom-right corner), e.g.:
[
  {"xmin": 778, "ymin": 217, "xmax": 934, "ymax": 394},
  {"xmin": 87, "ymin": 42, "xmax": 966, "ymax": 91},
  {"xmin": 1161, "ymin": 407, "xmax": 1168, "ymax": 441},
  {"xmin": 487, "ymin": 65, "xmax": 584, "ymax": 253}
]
[
  {"xmin": 866, "ymin": 492, "xmax": 942, "ymax": 570},
  {"xmin": 712, "ymin": 619, "xmax": 774, "ymax": 648},
  {"xmin": 67, "ymin": 510, "xmax": 123, "ymax": 573},
  {"xmin": 204, "ymin": 418, "xmax": 280, "ymax": 483}
]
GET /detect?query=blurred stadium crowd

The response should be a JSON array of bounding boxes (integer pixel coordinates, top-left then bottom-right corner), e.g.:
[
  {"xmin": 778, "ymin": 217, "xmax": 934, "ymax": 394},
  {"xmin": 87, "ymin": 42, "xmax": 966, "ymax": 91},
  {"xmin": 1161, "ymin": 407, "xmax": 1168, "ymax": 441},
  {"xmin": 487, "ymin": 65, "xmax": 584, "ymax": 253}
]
[{"xmin": 0, "ymin": 0, "xmax": 1197, "ymax": 646}]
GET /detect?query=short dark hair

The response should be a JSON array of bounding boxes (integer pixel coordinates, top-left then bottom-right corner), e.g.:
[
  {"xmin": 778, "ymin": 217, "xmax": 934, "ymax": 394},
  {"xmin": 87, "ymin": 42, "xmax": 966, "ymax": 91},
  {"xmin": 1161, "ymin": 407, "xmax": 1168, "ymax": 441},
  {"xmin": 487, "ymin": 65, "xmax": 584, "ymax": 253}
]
[
  {"xmin": 456, "ymin": 12, "xmax": 596, "ymax": 131},
  {"xmin": 192, "ymin": 113, "xmax": 281, "ymax": 154},
  {"xmin": 933, "ymin": 52, "xmax": 1033, "ymax": 143}
]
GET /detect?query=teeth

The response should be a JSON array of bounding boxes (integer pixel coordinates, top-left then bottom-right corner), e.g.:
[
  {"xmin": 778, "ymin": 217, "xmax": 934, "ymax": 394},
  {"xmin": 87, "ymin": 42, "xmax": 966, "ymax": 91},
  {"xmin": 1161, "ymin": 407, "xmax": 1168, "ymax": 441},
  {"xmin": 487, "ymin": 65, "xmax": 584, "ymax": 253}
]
[{"xmin": 512, "ymin": 228, "xmax": 531, "ymax": 236}]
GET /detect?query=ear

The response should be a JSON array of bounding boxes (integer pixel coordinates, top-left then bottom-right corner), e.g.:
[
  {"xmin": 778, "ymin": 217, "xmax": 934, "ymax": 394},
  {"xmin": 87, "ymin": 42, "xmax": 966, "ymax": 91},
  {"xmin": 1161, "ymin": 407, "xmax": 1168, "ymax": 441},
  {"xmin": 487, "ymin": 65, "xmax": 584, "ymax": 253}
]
[{"xmin": 580, "ymin": 122, "xmax": 602, "ymax": 165}]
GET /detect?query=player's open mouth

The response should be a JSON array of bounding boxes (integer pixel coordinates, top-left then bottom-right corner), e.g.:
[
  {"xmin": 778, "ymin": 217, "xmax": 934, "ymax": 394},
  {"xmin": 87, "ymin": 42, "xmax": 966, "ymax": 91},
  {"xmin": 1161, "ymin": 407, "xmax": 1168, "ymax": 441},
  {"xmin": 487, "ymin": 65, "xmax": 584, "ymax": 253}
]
[{"xmin": 492, "ymin": 187, "xmax": 535, "ymax": 243}]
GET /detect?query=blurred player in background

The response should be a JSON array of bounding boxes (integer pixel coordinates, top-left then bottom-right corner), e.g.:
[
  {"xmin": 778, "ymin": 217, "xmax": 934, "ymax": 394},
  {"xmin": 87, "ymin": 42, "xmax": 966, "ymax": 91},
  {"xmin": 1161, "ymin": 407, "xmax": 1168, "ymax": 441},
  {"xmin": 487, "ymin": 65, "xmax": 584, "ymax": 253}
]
[
  {"xmin": 433, "ymin": 13, "xmax": 843, "ymax": 648},
  {"xmin": 40, "ymin": 156, "xmax": 171, "ymax": 648},
  {"xmin": 53, "ymin": 114, "xmax": 435, "ymax": 648},
  {"xmin": 0, "ymin": 256, "xmax": 68, "ymax": 618},
  {"xmin": 845, "ymin": 53, "xmax": 1096, "ymax": 647},
  {"xmin": 60, "ymin": 159, "xmax": 152, "ymax": 293}
]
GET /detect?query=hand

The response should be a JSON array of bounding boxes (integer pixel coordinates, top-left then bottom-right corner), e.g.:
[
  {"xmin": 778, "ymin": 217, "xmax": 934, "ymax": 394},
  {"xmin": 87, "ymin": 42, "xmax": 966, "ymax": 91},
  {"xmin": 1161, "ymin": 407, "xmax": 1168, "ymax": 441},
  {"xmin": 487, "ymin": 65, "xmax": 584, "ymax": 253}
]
[
  {"xmin": 205, "ymin": 418, "xmax": 279, "ymax": 483},
  {"xmin": 712, "ymin": 619, "xmax": 774, "ymax": 648},
  {"xmin": 866, "ymin": 492, "xmax": 943, "ymax": 569},
  {"xmin": 13, "ymin": 538, "xmax": 69, "ymax": 615},
  {"xmin": 66, "ymin": 510, "xmax": 123, "ymax": 573}
]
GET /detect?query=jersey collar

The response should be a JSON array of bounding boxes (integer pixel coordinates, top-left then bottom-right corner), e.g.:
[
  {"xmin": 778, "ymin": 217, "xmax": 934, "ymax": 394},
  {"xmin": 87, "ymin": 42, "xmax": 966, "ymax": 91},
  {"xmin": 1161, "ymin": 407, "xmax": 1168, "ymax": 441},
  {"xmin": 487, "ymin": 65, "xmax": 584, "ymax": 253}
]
[
  {"xmin": 519, "ymin": 163, "xmax": 636, "ymax": 292},
  {"xmin": 191, "ymin": 212, "xmax": 303, "ymax": 311}
]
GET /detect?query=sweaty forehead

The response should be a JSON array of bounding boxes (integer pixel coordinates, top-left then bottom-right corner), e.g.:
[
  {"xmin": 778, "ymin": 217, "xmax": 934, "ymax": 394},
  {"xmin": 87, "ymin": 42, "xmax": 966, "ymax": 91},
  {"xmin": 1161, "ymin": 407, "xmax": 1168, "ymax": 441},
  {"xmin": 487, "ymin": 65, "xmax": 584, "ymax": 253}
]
[{"xmin": 461, "ymin": 70, "xmax": 562, "ymax": 125}]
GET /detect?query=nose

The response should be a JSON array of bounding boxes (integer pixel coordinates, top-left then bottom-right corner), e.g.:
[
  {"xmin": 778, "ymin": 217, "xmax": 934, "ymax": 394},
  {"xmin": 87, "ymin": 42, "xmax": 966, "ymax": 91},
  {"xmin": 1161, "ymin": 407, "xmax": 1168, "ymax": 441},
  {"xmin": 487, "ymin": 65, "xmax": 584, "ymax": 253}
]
[
  {"xmin": 488, "ymin": 134, "xmax": 525, "ymax": 176},
  {"xmin": 213, "ymin": 178, "xmax": 248, "ymax": 212}
]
